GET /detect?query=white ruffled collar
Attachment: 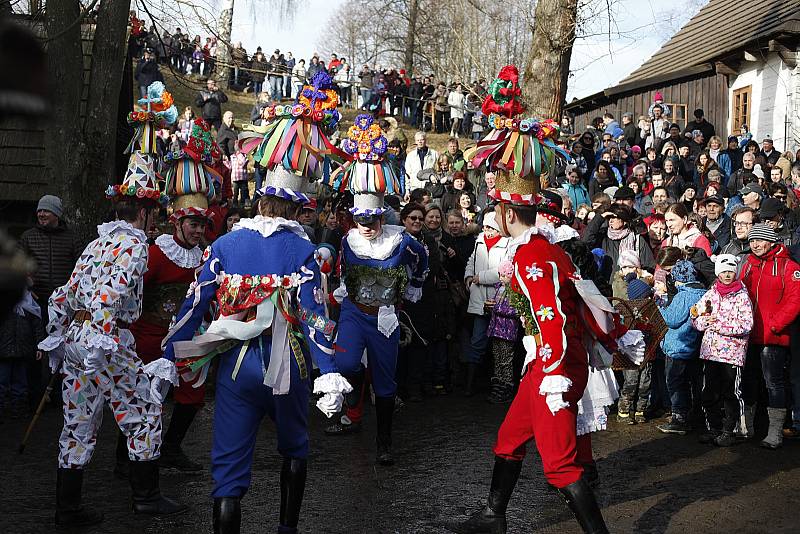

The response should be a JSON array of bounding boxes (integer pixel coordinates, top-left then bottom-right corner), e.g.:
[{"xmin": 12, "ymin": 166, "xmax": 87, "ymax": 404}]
[
  {"xmin": 507, "ymin": 225, "xmax": 555, "ymax": 259},
  {"xmin": 232, "ymin": 215, "xmax": 310, "ymax": 241},
  {"xmin": 155, "ymin": 234, "xmax": 203, "ymax": 269},
  {"xmin": 346, "ymin": 225, "xmax": 404, "ymax": 260},
  {"xmin": 97, "ymin": 220, "xmax": 147, "ymax": 242},
  {"xmin": 538, "ymin": 222, "xmax": 580, "ymax": 244}
]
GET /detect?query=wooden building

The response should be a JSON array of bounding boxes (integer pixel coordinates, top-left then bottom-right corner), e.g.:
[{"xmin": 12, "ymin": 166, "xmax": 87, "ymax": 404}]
[
  {"xmin": 565, "ymin": 0, "xmax": 800, "ymax": 152},
  {"xmin": 0, "ymin": 18, "xmax": 132, "ymax": 230}
]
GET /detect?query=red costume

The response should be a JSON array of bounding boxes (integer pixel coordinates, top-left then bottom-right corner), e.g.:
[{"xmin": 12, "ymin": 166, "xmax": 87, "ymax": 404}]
[
  {"xmin": 130, "ymin": 234, "xmax": 205, "ymax": 407},
  {"xmin": 492, "ymin": 229, "xmax": 589, "ymax": 488}
]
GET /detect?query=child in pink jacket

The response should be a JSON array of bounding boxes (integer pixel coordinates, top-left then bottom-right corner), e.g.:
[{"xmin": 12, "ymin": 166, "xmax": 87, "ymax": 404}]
[{"xmin": 691, "ymin": 254, "xmax": 753, "ymax": 447}]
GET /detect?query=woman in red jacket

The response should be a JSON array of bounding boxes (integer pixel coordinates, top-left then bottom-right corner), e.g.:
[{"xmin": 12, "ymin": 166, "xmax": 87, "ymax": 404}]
[{"xmin": 740, "ymin": 223, "xmax": 800, "ymax": 449}]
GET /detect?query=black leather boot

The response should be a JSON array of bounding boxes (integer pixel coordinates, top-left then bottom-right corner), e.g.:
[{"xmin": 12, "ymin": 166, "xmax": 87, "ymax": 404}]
[
  {"xmin": 129, "ymin": 459, "xmax": 188, "ymax": 515},
  {"xmin": 446, "ymin": 456, "xmax": 522, "ymax": 534},
  {"xmin": 375, "ymin": 395, "xmax": 395, "ymax": 466},
  {"xmin": 278, "ymin": 457, "xmax": 307, "ymax": 534},
  {"xmin": 213, "ymin": 497, "xmax": 241, "ymax": 534},
  {"xmin": 161, "ymin": 403, "xmax": 203, "ymax": 473},
  {"xmin": 114, "ymin": 431, "xmax": 130, "ymax": 480},
  {"xmin": 54, "ymin": 468, "xmax": 104, "ymax": 527},
  {"xmin": 557, "ymin": 477, "xmax": 609, "ymax": 533}
]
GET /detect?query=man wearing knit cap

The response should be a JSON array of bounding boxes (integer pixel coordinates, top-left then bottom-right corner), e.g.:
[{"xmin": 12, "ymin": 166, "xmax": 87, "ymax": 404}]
[
  {"xmin": 19, "ymin": 194, "xmax": 83, "ymax": 405},
  {"xmin": 740, "ymin": 223, "xmax": 800, "ymax": 449}
]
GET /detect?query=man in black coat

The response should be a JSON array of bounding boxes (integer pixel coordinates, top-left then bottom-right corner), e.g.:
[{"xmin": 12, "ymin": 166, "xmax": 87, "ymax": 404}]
[
  {"xmin": 194, "ymin": 78, "xmax": 228, "ymax": 130},
  {"xmin": 682, "ymin": 108, "xmax": 715, "ymax": 141},
  {"xmin": 216, "ymin": 111, "xmax": 237, "ymax": 159},
  {"xmin": 701, "ymin": 195, "xmax": 731, "ymax": 251},
  {"xmin": 134, "ymin": 48, "xmax": 162, "ymax": 98}
]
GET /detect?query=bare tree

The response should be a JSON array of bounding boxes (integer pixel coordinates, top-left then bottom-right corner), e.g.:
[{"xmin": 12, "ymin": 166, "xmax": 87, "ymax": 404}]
[
  {"xmin": 523, "ymin": 0, "xmax": 578, "ymax": 119},
  {"xmin": 36, "ymin": 0, "xmax": 134, "ymax": 240},
  {"xmin": 215, "ymin": 0, "xmax": 234, "ymax": 85}
]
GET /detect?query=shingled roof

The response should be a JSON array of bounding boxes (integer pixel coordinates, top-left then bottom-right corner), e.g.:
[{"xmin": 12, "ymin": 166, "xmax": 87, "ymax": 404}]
[{"xmin": 619, "ymin": 0, "xmax": 800, "ymax": 85}]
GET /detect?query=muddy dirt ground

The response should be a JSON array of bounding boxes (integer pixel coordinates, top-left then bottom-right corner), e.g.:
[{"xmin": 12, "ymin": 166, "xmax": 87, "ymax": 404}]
[{"xmin": 2, "ymin": 392, "xmax": 797, "ymax": 533}]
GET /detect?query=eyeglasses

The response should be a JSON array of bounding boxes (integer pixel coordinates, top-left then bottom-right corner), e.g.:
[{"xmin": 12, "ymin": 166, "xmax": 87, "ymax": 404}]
[
  {"xmin": 773, "ymin": 195, "xmax": 787, "ymax": 200},
  {"xmin": 406, "ymin": 216, "xmax": 424, "ymax": 221},
  {"xmin": 733, "ymin": 221, "xmax": 754, "ymax": 227}
]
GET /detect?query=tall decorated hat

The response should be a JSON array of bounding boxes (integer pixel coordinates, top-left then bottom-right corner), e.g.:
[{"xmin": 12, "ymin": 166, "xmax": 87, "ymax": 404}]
[
  {"xmin": 106, "ymin": 81, "xmax": 176, "ymax": 206},
  {"xmin": 239, "ymin": 70, "xmax": 347, "ymax": 202},
  {"xmin": 325, "ymin": 114, "xmax": 401, "ymax": 219},
  {"xmin": 126, "ymin": 81, "xmax": 178, "ymax": 154},
  {"xmin": 469, "ymin": 65, "xmax": 570, "ymax": 205},
  {"xmin": 163, "ymin": 118, "xmax": 223, "ymax": 222}
]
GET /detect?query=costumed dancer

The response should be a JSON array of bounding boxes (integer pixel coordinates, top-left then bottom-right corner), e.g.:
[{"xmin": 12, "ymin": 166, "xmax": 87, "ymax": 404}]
[
  {"xmin": 38, "ymin": 82, "xmax": 187, "ymax": 527},
  {"xmin": 533, "ymin": 189, "xmax": 630, "ymax": 484},
  {"xmin": 126, "ymin": 110, "xmax": 222, "ymax": 474},
  {"xmin": 161, "ymin": 74, "xmax": 349, "ymax": 534},
  {"xmin": 448, "ymin": 65, "xmax": 641, "ymax": 534},
  {"xmin": 323, "ymin": 113, "xmax": 429, "ymax": 465}
]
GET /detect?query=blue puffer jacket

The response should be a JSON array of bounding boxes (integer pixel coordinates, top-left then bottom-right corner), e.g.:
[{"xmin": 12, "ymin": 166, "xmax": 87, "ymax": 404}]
[{"xmin": 659, "ymin": 282, "xmax": 707, "ymax": 359}]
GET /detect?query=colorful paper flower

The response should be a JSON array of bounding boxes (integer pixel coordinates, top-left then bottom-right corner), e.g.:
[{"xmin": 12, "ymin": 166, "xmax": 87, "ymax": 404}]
[
  {"xmin": 536, "ymin": 305, "xmax": 555, "ymax": 321},
  {"xmin": 525, "ymin": 264, "xmax": 543, "ymax": 281}
]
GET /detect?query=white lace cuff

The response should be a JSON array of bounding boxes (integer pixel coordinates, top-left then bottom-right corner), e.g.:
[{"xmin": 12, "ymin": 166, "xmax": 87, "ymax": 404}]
[
  {"xmin": 84, "ymin": 331, "xmax": 118, "ymax": 351},
  {"xmin": 143, "ymin": 358, "xmax": 179, "ymax": 385},
  {"xmin": 539, "ymin": 375, "xmax": 572, "ymax": 395},
  {"xmin": 404, "ymin": 285, "xmax": 422, "ymax": 303},
  {"xmin": 38, "ymin": 335, "xmax": 63, "ymax": 352},
  {"xmin": 313, "ymin": 372, "xmax": 353, "ymax": 395},
  {"xmin": 618, "ymin": 329, "xmax": 645, "ymax": 365}
]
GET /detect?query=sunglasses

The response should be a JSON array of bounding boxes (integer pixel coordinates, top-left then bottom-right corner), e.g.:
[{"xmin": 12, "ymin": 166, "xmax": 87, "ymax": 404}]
[{"xmin": 406, "ymin": 215, "xmax": 424, "ymax": 221}]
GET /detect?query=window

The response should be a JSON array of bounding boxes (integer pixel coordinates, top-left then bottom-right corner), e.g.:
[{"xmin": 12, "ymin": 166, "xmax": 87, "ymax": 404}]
[
  {"xmin": 666, "ymin": 103, "xmax": 688, "ymax": 129},
  {"xmin": 733, "ymin": 86, "xmax": 752, "ymax": 132}
]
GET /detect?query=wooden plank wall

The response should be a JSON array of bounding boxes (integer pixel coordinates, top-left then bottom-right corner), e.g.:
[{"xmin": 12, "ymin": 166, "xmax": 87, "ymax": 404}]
[
  {"xmin": 567, "ymin": 72, "xmax": 730, "ymax": 140},
  {"xmin": 0, "ymin": 22, "xmax": 94, "ymax": 202}
]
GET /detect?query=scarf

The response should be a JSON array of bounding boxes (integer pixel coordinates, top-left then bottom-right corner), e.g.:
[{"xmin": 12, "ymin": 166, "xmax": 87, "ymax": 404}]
[
  {"xmin": 715, "ymin": 279, "xmax": 743, "ymax": 298},
  {"xmin": 424, "ymin": 226, "xmax": 443, "ymax": 244},
  {"xmin": 607, "ymin": 226, "xmax": 637, "ymax": 254},
  {"xmin": 485, "ymin": 233, "xmax": 502, "ymax": 251}
]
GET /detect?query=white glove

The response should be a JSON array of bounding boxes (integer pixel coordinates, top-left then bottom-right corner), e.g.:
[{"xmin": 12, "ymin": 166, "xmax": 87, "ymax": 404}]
[
  {"xmin": 48, "ymin": 345, "xmax": 65, "ymax": 373},
  {"xmin": 313, "ymin": 372, "xmax": 353, "ymax": 418},
  {"xmin": 142, "ymin": 358, "xmax": 179, "ymax": 406},
  {"xmin": 316, "ymin": 392, "xmax": 345, "ymax": 418},
  {"xmin": 545, "ymin": 392, "xmax": 570, "ymax": 415},
  {"xmin": 83, "ymin": 347, "xmax": 107, "ymax": 375},
  {"xmin": 148, "ymin": 377, "xmax": 172, "ymax": 406}
]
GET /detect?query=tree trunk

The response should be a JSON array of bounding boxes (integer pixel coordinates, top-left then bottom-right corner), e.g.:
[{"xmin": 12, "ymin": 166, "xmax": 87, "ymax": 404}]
[
  {"xmin": 44, "ymin": 0, "xmax": 87, "ymax": 236},
  {"xmin": 403, "ymin": 0, "xmax": 419, "ymax": 77},
  {"xmin": 44, "ymin": 0, "xmax": 133, "ymax": 241},
  {"xmin": 522, "ymin": 0, "xmax": 578, "ymax": 119},
  {"xmin": 215, "ymin": 0, "xmax": 235, "ymax": 87},
  {"xmin": 75, "ymin": 0, "xmax": 132, "ymax": 237}
]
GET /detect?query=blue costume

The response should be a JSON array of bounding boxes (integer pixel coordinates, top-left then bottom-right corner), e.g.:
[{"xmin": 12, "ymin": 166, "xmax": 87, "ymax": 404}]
[
  {"xmin": 336, "ymin": 226, "xmax": 428, "ymax": 395},
  {"xmin": 163, "ymin": 214, "xmax": 346, "ymax": 533},
  {"xmin": 323, "ymin": 113, "xmax": 428, "ymax": 463}
]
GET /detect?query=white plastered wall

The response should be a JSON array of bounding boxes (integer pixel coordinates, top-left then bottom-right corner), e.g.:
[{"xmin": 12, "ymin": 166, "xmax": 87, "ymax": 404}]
[{"xmin": 727, "ymin": 51, "xmax": 798, "ymax": 152}]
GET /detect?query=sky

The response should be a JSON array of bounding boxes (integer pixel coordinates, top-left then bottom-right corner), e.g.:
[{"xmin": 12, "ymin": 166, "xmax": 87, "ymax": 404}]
[{"xmin": 197, "ymin": 0, "xmax": 705, "ymax": 100}]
